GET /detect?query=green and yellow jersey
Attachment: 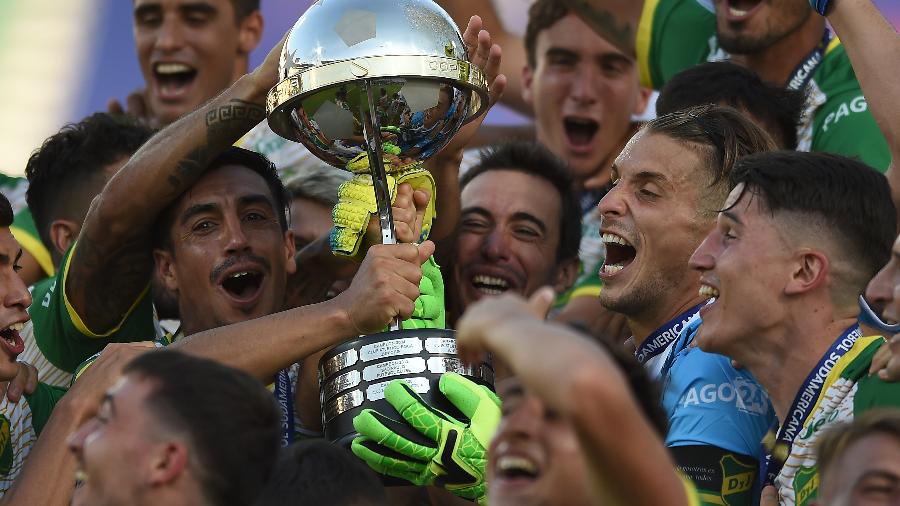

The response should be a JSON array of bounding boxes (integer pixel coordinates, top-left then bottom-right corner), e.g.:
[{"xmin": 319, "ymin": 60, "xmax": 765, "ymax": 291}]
[
  {"xmin": 19, "ymin": 244, "xmax": 158, "ymax": 387},
  {"xmin": 768, "ymin": 335, "xmax": 900, "ymax": 505},
  {"xmin": 636, "ymin": 0, "xmax": 891, "ymax": 171},
  {"xmin": 0, "ymin": 383, "xmax": 66, "ymax": 496}
]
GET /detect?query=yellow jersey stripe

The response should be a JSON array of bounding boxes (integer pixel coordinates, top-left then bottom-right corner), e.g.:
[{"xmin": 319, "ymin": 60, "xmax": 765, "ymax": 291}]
[
  {"xmin": 636, "ymin": 0, "xmax": 661, "ymax": 89},
  {"xmin": 9, "ymin": 225, "xmax": 54, "ymax": 276},
  {"xmin": 808, "ymin": 335, "xmax": 884, "ymax": 419},
  {"xmin": 61, "ymin": 242, "xmax": 151, "ymax": 339}
]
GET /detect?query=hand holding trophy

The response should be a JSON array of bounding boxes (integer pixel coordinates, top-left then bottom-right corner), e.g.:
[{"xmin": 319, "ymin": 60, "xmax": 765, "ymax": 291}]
[{"xmin": 266, "ymin": 0, "xmax": 496, "ymax": 451}]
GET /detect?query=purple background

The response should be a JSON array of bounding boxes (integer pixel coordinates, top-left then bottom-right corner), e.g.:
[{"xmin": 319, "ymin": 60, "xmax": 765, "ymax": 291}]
[{"xmin": 74, "ymin": 0, "xmax": 900, "ymax": 124}]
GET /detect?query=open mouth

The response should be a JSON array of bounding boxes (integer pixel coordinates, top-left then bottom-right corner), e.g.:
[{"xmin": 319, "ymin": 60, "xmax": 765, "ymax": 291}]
[
  {"xmin": 600, "ymin": 232, "xmax": 636, "ymax": 276},
  {"xmin": 0, "ymin": 322, "xmax": 25, "ymax": 357},
  {"xmin": 220, "ymin": 270, "xmax": 264, "ymax": 302},
  {"xmin": 495, "ymin": 455, "xmax": 540, "ymax": 482},
  {"xmin": 724, "ymin": 0, "xmax": 764, "ymax": 21},
  {"xmin": 471, "ymin": 274, "xmax": 511, "ymax": 296},
  {"xmin": 564, "ymin": 117, "xmax": 599, "ymax": 150},
  {"xmin": 153, "ymin": 62, "xmax": 197, "ymax": 100}
]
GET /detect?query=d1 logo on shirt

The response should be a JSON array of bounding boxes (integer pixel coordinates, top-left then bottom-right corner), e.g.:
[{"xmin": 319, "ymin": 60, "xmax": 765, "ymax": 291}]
[
  {"xmin": 793, "ymin": 466, "xmax": 819, "ymax": 506},
  {"xmin": 0, "ymin": 416, "xmax": 11, "ymax": 475},
  {"xmin": 720, "ymin": 454, "xmax": 756, "ymax": 505}
]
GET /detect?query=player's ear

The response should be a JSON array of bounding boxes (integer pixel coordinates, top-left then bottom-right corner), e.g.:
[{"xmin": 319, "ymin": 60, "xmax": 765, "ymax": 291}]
[
  {"xmin": 522, "ymin": 64, "xmax": 535, "ymax": 105},
  {"xmin": 784, "ymin": 248, "xmax": 828, "ymax": 296},
  {"xmin": 49, "ymin": 219, "xmax": 80, "ymax": 258},
  {"xmin": 237, "ymin": 10, "xmax": 263, "ymax": 56},
  {"xmin": 153, "ymin": 248, "xmax": 179, "ymax": 292}
]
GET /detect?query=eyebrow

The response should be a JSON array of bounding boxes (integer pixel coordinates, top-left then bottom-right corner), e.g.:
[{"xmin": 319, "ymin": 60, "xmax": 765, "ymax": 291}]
[
  {"xmin": 179, "ymin": 2, "xmax": 217, "ymax": 17},
  {"xmin": 722, "ymin": 210, "xmax": 744, "ymax": 226},
  {"xmin": 14, "ymin": 249, "xmax": 22, "ymax": 265},
  {"xmin": 510, "ymin": 212, "xmax": 547, "ymax": 234},
  {"xmin": 179, "ymin": 203, "xmax": 220, "ymax": 225},
  {"xmin": 133, "ymin": 3, "xmax": 161, "ymax": 19},
  {"xmin": 545, "ymin": 47, "xmax": 578, "ymax": 60},
  {"xmin": 856, "ymin": 469, "xmax": 899, "ymax": 484},
  {"xmin": 238, "ymin": 194, "xmax": 277, "ymax": 211},
  {"xmin": 632, "ymin": 170, "xmax": 670, "ymax": 186},
  {"xmin": 134, "ymin": 1, "xmax": 217, "ymax": 19},
  {"xmin": 460, "ymin": 207, "xmax": 493, "ymax": 219},
  {"xmin": 498, "ymin": 382, "xmax": 524, "ymax": 400},
  {"xmin": 597, "ymin": 52, "xmax": 634, "ymax": 67}
]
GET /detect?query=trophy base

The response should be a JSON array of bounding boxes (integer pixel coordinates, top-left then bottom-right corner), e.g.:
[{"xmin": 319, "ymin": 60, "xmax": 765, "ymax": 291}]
[{"xmin": 319, "ymin": 328, "xmax": 493, "ymax": 451}]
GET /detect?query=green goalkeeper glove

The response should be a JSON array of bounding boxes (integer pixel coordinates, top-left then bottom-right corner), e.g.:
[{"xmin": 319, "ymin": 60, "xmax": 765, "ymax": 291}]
[{"xmin": 351, "ymin": 373, "xmax": 500, "ymax": 505}]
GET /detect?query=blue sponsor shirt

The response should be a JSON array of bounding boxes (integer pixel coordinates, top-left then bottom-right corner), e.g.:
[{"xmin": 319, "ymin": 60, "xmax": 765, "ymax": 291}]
[{"xmin": 660, "ymin": 314, "xmax": 776, "ymax": 495}]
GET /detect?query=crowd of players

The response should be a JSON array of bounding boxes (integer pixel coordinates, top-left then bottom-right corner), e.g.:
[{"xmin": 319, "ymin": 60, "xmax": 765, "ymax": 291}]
[{"xmin": 0, "ymin": 0, "xmax": 896, "ymax": 504}]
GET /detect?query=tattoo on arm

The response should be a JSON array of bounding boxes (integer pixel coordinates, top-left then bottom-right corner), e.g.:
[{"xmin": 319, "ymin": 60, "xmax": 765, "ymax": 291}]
[
  {"xmin": 71, "ymin": 98, "xmax": 266, "ymax": 332},
  {"xmin": 165, "ymin": 99, "xmax": 266, "ymax": 192}
]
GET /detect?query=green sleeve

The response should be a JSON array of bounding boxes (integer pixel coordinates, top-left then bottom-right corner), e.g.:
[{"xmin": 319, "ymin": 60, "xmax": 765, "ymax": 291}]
[
  {"xmin": 854, "ymin": 369, "xmax": 900, "ymax": 415},
  {"xmin": 811, "ymin": 89, "xmax": 891, "ymax": 172},
  {"xmin": 10, "ymin": 208, "xmax": 54, "ymax": 277},
  {"xmin": 638, "ymin": 0, "xmax": 717, "ymax": 89},
  {"xmin": 29, "ymin": 244, "xmax": 157, "ymax": 374},
  {"xmin": 24, "ymin": 383, "xmax": 67, "ymax": 435},
  {"xmin": 810, "ymin": 44, "xmax": 891, "ymax": 172}
]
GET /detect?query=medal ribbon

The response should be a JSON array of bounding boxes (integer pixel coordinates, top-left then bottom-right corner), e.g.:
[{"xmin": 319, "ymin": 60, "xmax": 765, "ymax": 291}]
[
  {"xmin": 274, "ymin": 368, "xmax": 296, "ymax": 447},
  {"xmin": 634, "ymin": 303, "xmax": 705, "ymax": 365},
  {"xmin": 785, "ymin": 29, "xmax": 833, "ymax": 91},
  {"xmin": 764, "ymin": 324, "xmax": 861, "ymax": 484}
]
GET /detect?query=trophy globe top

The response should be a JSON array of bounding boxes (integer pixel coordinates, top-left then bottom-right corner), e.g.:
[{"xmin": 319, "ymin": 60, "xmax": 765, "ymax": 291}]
[{"xmin": 266, "ymin": 0, "xmax": 489, "ymax": 168}]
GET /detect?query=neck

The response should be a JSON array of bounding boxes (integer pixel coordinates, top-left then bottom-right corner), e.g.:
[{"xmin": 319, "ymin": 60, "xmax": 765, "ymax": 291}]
[
  {"xmin": 731, "ymin": 15, "xmax": 826, "ymax": 86},
  {"xmin": 630, "ymin": 293, "xmax": 705, "ymax": 346},
  {"xmin": 742, "ymin": 315, "xmax": 857, "ymax": 422}
]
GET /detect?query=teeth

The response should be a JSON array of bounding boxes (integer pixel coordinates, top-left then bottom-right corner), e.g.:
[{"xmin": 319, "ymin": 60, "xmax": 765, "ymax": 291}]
[
  {"xmin": 7, "ymin": 323, "xmax": 23, "ymax": 332},
  {"xmin": 472, "ymin": 275, "xmax": 509, "ymax": 289},
  {"xmin": 155, "ymin": 62, "xmax": 194, "ymax": 75},
  {"xmin": 229, "ymin": 271, "xmax": 250, "ymax": 279},
  {"xmin": 699, "ymin": 284, "xmax": 720, "ymax": 299},
  {"xmin": 729, "ymin": 6, "xmax": 748, "ymax": 16},
  {"xmin": 74, "ymin": 469, "xmax": 88, "ymax": 483},
  {"xmin": 602, "ymin": 264, "xmax": 624, "ymax": 275},
  {"xmin": 601, "ymin": 233, "xmax": 631, "ymax": 247},
  {"xmin": 497, "ymin": 455, "xmax": 538, "ymax": 475}
]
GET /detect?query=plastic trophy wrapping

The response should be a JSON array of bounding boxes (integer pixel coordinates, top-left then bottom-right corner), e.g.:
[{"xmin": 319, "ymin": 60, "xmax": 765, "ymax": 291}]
[{"xmin": 266, "ymin": 0, "xmax": 494, "ymax": 448}]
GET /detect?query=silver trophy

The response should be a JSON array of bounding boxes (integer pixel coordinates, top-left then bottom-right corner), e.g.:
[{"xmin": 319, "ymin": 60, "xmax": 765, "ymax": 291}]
[{"xmin": 267, "ymin": 0, "xmax": 494, "ymax": 446}]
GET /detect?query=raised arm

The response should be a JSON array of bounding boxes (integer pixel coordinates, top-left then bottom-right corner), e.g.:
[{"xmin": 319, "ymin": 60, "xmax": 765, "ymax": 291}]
[
  {"xmin": 824, "ymin": 0, "xmax": 900, "ymax": 225},
  {"xmin": 455, "ymin": 289, "xmax": 692, "ymax": 506},
  {"xmin": 66, "ymin": 36, "xmax": 284, "ymax": 333}
]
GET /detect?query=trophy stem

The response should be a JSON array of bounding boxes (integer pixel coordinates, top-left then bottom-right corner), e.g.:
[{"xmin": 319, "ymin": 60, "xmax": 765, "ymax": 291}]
[{"xmin": 361, "ymin": 81, "xmax": 402, "ymax": 332}]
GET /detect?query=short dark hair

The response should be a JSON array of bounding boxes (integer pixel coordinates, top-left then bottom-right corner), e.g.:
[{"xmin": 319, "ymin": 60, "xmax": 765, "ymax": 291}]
[
  {"xmin": 255, "ymin": 440, "xmax": 387, "ymax": 506},
  {"xmin": 124, "ymin": 350, "xmax": 280, "ymax": 506},
  {"xmin": 656, "ymin": 62, "xmax": 806, "ymax": 150},
  {"xmin": 153, "ymin": 147, "xmax": 289, "ymax": 251},
  {"xmin": 0, "ymin": 194, "xmax": 12, "ymax": 229},
  {"xmin": 728, "ymin": 151, "xmax": 896, "ymax": 296},
  {"xmin": 643, "ymin": 104, "xmax": 777, "ymax": 217},
  {"xmin": 230, "ymin": 0, "xmax": 260, "ymax": 20},
  {"xmin": 25, "ymin": 113, "xmax": 154, "ymax": 258},
  {"xmin": 524, "ymin": 0, "xmax": 571, "ymax": 68},
  {"xmin": 461, "ymin": 140, "xmax": 581, "ymax": 262}
]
